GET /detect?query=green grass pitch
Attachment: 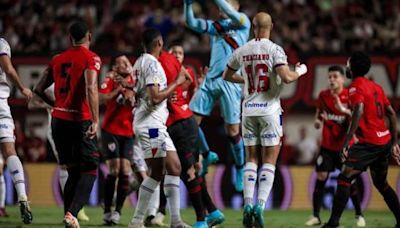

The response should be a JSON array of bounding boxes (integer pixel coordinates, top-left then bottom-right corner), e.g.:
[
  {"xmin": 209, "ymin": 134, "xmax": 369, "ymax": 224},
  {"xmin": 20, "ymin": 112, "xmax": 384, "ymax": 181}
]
[{"xmin": 0, "ymin": 206, "xmax": 396, "ymax": 227}]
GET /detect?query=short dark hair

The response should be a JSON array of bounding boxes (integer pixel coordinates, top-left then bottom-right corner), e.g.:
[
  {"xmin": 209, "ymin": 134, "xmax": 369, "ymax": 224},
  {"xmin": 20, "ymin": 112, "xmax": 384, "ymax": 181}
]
[
  {"xmin": 109, "ymin": 52, "xmax": 127, "ymax": 69},
  {"xmin": 328, "ymin": 65, "xmax": 344, "ymax": 75},
  {"xmin": 69, "ymin": 21, "xmax": 89, "ymax": 43},
  {"xmin": 349, "ymin": 51, "xmax": 371, "ymax": 77},
  {"xmin": 142, "ymin": 28, "xmax": 162, "ymax": 52}
]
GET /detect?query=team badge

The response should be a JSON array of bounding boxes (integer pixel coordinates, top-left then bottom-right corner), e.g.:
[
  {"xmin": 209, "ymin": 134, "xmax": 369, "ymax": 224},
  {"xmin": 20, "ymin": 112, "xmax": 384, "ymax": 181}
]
[{"xmin": 108, "ymin": 142, "xmax": 116, "ymax": 152}]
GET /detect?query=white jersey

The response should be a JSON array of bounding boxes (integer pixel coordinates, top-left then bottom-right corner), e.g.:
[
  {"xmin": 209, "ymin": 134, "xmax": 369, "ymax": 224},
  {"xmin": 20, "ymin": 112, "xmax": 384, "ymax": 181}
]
[
  {"xmin": 0, "ymin": 38, "xmax": 11, "ymax": 98},
  {"xmin": 228, "ymin": 38, "xmax": 288, "ymax": 116},
  {"xmin": 133, "ymin": 53, "xmax": 168, "ymax": 129}
]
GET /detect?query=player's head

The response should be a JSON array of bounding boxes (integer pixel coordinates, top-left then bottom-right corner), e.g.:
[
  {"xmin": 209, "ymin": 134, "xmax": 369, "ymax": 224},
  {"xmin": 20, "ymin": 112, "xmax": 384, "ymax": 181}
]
[
  {"xmin": 327, "ymin": 65, "xmax": 345, "ymax": 91},
  {"xmin": 142, "ymin": 28, "xmax": 163, "ymax": 55},
  {"xmin": 346, "ymin": 51, "xmax": 371, "ymax": 79},
  {"xmin": 219, "ymin": 0, "xmax": 240, "ymax": 18},
  {"xmin": 252, "ymin": 12, "xmax": 273, "ymax": 38},
  {"xmin": 69, "ymin": 21, "xmax": 91, "ymax": 46},
  {"xmin": 109, "ymin": 52, "xmax": 132, "ymax": 76},
  {"xmin": 169, "ymin": 44, "xmax": 184, "ymax": 64}
]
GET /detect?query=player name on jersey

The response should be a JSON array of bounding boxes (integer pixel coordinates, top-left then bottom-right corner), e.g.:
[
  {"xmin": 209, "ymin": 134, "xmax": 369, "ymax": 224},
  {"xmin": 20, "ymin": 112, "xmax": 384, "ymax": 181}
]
[{"xmin": 242, "ymin": 54, "xmax": 270, "ymax": 62}]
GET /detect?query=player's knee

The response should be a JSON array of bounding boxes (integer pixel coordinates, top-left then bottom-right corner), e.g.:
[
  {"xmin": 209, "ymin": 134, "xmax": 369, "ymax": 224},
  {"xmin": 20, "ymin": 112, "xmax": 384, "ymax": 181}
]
[
  {"xmin": 182, "ymin": 166, "xmax": 196, "ymax": 182},
  {"xmin": 226, "ymin": 125, "xmax": 240, "ymax": 138},
  {"xmin": 166, "ymin": 159, "xmax": 181, "ymax": 176},
  {"xmin": 109, "ymin": 168, "xmax": 120, "ymax": 177},
  {"xmin": 119, "ymin": 159, "xmax": 131, "ymax": 175},
  {"xmin": 372, "ymin": 177, "xmax": 388, "ymax": 192},
  {"xmin": 317, "ymin": 172, "xmax": 328, "ymax": 181},
  {"xmin": 227, "ymin": 134, "xmax": 241, "ymax": 145}
]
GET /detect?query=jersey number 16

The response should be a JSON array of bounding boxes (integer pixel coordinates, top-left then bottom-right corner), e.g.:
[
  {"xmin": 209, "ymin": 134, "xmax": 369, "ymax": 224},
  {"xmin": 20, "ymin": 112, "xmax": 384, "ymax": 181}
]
[{"xmin": 245, "ymin": 64, "xmax": 269, "ymax": 94}]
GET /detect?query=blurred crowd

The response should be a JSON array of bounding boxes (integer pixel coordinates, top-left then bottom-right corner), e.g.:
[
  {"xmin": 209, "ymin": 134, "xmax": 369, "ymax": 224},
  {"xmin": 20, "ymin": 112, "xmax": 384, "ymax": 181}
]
[{"xmin": 0, "ymin": 0, "xmax": 400, "ymax": 55}]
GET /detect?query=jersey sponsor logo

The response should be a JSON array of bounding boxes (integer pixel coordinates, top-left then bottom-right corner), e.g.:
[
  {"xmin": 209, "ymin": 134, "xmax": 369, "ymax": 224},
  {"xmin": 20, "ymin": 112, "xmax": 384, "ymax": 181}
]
[
  {"xmin": 376, "ymin": 130, "xmax": 390, "ymax": 137},
  {"xmin": 0, "ymin": 123, "xmax": 8, "ymax": 129},
  {"xmin": 243, "ymin": 133, "xmax": 256, "ymax": 139},
  {"xmin": 244, "ymin": 102, "xmax": 268, "ymax": 108},
  {"xmin": 181, "ymin": 104, "xmax": 189, "ymax": 111},
  {"xmin": 261, "ymin": 133, "xmax": 277, "ymax": 139},
  {"xmin": 327, "ymin": 113, "xmax": 346, "ymax": 124},
  {"xmin": 349, "ymin": 87, "xmax": 356, "ymax": 94}
]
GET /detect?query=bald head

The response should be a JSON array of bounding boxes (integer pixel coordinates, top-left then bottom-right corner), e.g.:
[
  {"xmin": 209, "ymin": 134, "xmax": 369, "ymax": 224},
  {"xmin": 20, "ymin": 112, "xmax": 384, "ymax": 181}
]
[{"xmin": 252, "ymin": 12, "xmax": 273, "ymax": 38}]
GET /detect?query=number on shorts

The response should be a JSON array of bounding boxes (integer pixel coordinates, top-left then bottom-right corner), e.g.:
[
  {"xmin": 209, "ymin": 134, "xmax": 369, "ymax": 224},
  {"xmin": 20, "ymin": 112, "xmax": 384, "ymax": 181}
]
[{"xmin": 245, "ymin": 64, "xmax": 269, "ymax": 94}]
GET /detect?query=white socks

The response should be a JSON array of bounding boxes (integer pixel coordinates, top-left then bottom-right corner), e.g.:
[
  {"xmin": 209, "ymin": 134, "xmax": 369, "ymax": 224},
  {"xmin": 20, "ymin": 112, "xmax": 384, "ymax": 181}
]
[
  {"xmin": 257, "ymin": 163, "xmax": 275, "ymax": 209},
  {"xmin": 147, "ymin": 185, "xmax": 160, "ymax": 216},
  {"xmin": 59, "ymin": 168, "xmax": 68, "ymax": 193},
  {"xmin": 0, "ymin": 175, "xmax": 5, "ymax": 208},
  {"xmin": 243, "ymin": 162, "xmax": 258, "ymax": 205},
  {"xmin": 7, "ymin": 155, "xmax": 27, "ymax": 201},
  {"xmin": 164, "ymin": 175, "xmax": 181, "ymax": 224},
  {"xmin": 131, "ymin": 177, "xmax": 159, "ymax": 224}
]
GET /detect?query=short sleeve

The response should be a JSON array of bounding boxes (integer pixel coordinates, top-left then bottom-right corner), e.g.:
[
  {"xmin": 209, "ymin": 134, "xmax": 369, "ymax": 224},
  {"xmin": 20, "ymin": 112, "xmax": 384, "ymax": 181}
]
[
  {"xmin": 273, "ymin": 45, "xmax": 287, "ymax": 68},
  {"xmin": 317, "ymin": 92, "xmax": 323, "ymax": 109},
  {"xmin": 379, "ymin": 86, "xmax": 390, "ymax": 106},
  {"xmin": 348, "ymin": 86, "xmax": 364, "ymax": 107},
  {"xmin": 87, "ymin": 55, "xmax": 102, "ymax": 74},
  {"xmin": 227, "ymin": 49, "xmax": 241, "ymax": 71},
  {"xmin": 0, "ymin": 39, "xmax": 11, "ymax": 57},
  {"xmin": 144, "ymin": 59, "xmax": 163, "ymax": 86},
  {"xmin": 99, "ymin": 76, "xmax": 114, "ymax": 94}
]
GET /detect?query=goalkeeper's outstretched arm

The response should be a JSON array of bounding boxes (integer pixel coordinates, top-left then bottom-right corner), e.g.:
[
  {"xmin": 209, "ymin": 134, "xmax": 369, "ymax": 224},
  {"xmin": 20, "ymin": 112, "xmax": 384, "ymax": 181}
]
[
  {"xmin": 213, "ymin": 0, "xmax": 247, "ymax": 26},
  {"xmin": 184, "ymin": 0, "xmax": 208, "ymax": 33}
]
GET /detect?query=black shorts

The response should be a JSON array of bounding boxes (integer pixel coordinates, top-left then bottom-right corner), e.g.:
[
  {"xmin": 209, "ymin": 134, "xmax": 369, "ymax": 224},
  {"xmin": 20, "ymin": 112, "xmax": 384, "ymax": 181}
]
[
  {"xmin": 101, "ymin": 130, "xmax": 134, "ymax": 161},
  {"xmin": 315, "ymin": 147, "xmax": 343, "ymax": 172},
  {"xmin": 345, "ymin": 142, "xmax": 391, "ymax": 171},
  {"xmin": 51, "ymin": 118, "xmax": 99, "ymax": 170},
  {"xmin": 167, "ymin": 116, "xmax": 200, "ymax": 171}
]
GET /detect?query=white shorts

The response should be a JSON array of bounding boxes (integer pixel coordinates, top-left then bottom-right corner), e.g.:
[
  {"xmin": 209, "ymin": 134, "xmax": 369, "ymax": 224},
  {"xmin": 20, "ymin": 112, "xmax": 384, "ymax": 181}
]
[
  {"xmin": 0, "ymin": 98, "xmax": 15, "ymax": 143},
  {"xmin": 135, "ymin": 127, "xmax": 176, "ymax": 159},
  {"xmin": 132, "ymin": 138, "xmax": 147, "ymax": 172},
  {"xmin": 242, "ymin": 114, "xmax": 283, "ymax": 147}
]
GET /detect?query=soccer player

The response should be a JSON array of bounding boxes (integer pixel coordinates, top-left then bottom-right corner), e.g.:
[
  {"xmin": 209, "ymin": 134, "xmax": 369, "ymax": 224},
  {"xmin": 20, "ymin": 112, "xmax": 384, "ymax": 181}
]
[
  {"xmin": 128, "ymin": 28, "xmax": 190, "ymax": 228},
  {"xmin": 28, "ymin": 84, "xmax": 90, "ymax": 222},
  {"xmin": 0, "ymin": 37, "xmax": 33, "ymax": 224},
  {"xmin": 169, "ymin": 44, "xmax": 220, "ymax": 177},
  {"xmin": 223, "ymin": 12, "xmax": 307, "ymax": 227},
  {"xmin": 34, "ymin": 21, "xmax": 101, "ymax": 228},
  {"xmin": 305, "ymin": 66, "xmax": 365, "ymax": 227},
  {"xmin": 322, "ymin": 52, "xmax": 400, "ymax": 228},
  {"xmin": 184, "ymin": 0, "xmax": 251, "ymax": 191},
  {"xmin": 99, "ymin": 53, "xmax": 135, "ymax": 225},
  {"xmin": 159, "ymin": 50, "xmax": 224, "ymax": 227}
]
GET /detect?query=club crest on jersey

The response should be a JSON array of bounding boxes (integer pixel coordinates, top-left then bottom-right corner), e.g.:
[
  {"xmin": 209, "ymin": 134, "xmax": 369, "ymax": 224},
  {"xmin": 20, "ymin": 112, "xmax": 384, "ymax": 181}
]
[
  {"xmin": 108, "ymin": 142, "xmax": 116, "ymax": 152},
  {"xmin": 100, "ymin": 83, "xmax": 107, "ymax": 89}
]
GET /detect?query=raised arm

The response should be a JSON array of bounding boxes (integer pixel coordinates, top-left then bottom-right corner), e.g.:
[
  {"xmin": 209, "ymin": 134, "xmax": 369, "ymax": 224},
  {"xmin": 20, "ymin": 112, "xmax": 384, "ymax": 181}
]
[
  {"xmin": 213, "ymin": 0, "xmax": 247, "ymax": 26},
  {"xmin": 184, "ymin": 0, "xmax": 208, "ymax": 33}
]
